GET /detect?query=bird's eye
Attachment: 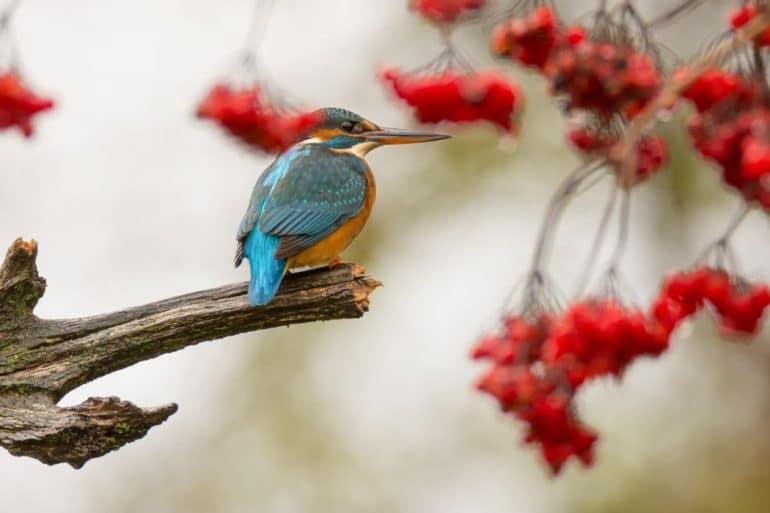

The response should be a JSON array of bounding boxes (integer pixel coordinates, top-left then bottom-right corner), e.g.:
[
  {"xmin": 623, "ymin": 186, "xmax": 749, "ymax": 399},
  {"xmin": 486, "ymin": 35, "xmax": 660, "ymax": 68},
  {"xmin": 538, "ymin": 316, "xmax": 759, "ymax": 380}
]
[{"xmin": 341, "ymin": 120, "xmax": 362, "ymax": 133}]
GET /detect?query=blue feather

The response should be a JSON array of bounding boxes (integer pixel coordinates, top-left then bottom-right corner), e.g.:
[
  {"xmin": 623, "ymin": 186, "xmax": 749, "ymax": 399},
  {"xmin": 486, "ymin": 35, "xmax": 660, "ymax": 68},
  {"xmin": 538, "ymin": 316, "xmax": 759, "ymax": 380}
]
[
  {"xmin": 243, "ymin": 226, "xmax": 286, "ymax": 306},
  {"xmin": 237, "ymin": 150, "xmax": 298, "ymax": 306}
]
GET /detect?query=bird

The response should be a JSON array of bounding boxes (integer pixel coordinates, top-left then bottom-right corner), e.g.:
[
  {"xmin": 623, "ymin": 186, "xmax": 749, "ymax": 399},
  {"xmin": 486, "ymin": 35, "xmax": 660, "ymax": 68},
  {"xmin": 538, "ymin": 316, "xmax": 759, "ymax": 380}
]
[{"xmin": 235, "ymin": 107, "xmax": 450, "ymax": 306}]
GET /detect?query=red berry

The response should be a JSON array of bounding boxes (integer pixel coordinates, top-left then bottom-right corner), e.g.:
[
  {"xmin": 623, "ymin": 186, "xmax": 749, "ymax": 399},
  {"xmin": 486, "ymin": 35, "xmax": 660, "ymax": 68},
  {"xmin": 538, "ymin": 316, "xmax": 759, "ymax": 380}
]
[
  {"xmin": 492, "ymin": 7, "xmax": 560, "ymax": 70},
  {"xmin": 728, "ymin": 4, "xmax": 770, "ymax": 47},
  {"xmin": 410, "ymin": 0, "xmax": 486, "ymax": 24},
  {"xmin": 730, "ymin": 4, "xmax": 759, "ymax": 29},
  {"xmin": 741, "ymin": 136, "xmax": 770, "ymax": 180},
  {"xmin": 0, "ymin": 71, "xmax": 55, "ymax": 137}
]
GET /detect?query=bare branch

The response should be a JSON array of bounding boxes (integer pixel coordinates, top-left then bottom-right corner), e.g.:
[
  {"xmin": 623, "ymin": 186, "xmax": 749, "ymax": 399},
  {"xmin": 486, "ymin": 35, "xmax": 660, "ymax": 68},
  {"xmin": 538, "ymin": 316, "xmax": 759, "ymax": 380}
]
[{"xmin": 0, "ymin": 238, "xmax": 380, "ymax": 467}]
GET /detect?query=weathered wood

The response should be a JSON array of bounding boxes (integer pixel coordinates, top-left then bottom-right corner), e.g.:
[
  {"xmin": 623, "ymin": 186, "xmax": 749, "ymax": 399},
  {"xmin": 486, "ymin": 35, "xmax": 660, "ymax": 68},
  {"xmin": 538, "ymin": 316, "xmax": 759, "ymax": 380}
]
[
  {"xmin": 0, "ymin": 398, "xmax": 177, "ymax": 468},
  {"xmin": 0, "ymin": 238, "xmax": 380, "ymax": 467}
]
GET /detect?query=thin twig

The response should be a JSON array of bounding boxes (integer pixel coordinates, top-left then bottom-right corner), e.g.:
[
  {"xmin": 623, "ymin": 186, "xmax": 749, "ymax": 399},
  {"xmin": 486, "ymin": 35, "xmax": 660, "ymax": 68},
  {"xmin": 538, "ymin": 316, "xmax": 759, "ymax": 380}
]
[
  {"xmin": 718, "ymin": 204, "xmax": 753, "ymax": 244},
  {"xmin": 695, "ymin": 204, "xmax": 752, "ymax": 266},
  {"xmin": 243, "ymin": 0, "xmax": 276, "ymax": 56},
  {"xmin": 574, "ymin": 182, "xmax": 619, "ymax": 296},
  {"xmin": 0, "ymin": 0, "xmax": 21, "ymax": 27},
  {"xmin": 607, "ymin": 186, "xmax": 632, "ymax": 273},
  {"xmin": 648, "ymin": 0, "xmax": 707, "ymax": 30},
  {"xmin": 529, "ymin": 159, "xmax": 607, "ymax": 273}
]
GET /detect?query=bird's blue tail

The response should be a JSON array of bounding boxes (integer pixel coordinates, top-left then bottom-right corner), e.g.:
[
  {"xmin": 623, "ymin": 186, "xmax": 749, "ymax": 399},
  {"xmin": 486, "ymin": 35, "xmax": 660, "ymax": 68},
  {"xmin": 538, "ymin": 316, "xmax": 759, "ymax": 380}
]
[{"xmin": 244, "ymin": 228, "xmax": 287, "ymax": 306}]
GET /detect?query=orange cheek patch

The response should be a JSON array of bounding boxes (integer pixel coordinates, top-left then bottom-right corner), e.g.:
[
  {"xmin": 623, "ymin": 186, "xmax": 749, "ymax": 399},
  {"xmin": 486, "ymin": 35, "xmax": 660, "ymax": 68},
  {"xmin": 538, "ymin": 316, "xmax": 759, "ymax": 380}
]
[{"xmin": 308, "ymin": 128, "xmax": 341, "ymax": 141}]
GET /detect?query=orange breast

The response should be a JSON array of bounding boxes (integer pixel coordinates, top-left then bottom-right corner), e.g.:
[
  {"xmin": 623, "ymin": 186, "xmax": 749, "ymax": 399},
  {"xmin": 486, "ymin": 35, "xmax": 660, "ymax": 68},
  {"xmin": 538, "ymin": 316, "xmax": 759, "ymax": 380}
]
[{"xmin": 286, "ymin": 169, "xmax": 376, "ymax": 270}]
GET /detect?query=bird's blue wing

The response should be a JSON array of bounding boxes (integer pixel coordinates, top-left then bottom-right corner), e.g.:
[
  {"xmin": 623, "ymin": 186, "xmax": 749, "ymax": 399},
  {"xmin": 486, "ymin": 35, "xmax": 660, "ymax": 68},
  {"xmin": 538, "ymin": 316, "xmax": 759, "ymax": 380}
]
[
  {"xmin": 235, "ymin": 150, "xmax": 302, "ymax": 305},
  {"xmin": 235, "ymin": 150, "xmax": 302, "ymax": 266},
  {"xmin": 258, "ymin": 145, "xmax": 368, "ymax": 259}
]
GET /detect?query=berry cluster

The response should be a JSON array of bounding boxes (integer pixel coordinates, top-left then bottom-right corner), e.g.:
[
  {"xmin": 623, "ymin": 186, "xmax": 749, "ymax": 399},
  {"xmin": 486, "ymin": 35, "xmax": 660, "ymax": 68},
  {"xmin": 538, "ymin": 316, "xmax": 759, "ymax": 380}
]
[
  {"xmin": 491, "ymin": 6, "xmax": 660, "ymax": 118},
  {"xmin": 197, "ymin": 83, "xmax": 321, "ymax": 154},
  {"xmin": 475, "ymin": 300, "xmax": 673, "ymax": 474},
  {"xmin": 0, "ymin": 71, "xmax": 54, "ymax": 137},
  {"xmin": 409, "ymin": 0, "xmax": 486, "ymax": 25},
  {"xmin": 473, "ymin": 266, "xmax": 770, "ymax": 474},
  {"xmin": 473, "ymin": 312, "xmax": 598, "ymax": 474},
  {"xmin": 545, "ymin": 41, "xmax": 661, "ymax": 118},
  {"xmin": 379, "ymin": 67, "xmax": 522, "ymax": 133},
  {"xmin": 466, "ymin": 0, "xmax": 770, "ymax": 478},
  {"xmin": 491, "ymin": 6, "xmax": 585, "ymax": 71},
  {"xmin": 653, "ymin": 267, "xmax": 770, "ymax": 336},
  {"xmin": 683, "ymin": 69, "xmax": 770, "ymax": 208},
  {"xmin": 544, "ymin": 300, "xmax": 670, "ymax": 386},
  {"xmin": 567, "ymin": 127, "xmax": 667, "ymax": 183}
]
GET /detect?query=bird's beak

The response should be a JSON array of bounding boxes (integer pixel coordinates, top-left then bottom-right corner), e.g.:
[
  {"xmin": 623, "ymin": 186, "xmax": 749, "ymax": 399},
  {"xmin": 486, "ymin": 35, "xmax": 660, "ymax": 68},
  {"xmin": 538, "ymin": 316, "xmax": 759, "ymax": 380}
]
[{"xmin": 364, "ymin": 127, "xmax": 451, "ymax": 145}]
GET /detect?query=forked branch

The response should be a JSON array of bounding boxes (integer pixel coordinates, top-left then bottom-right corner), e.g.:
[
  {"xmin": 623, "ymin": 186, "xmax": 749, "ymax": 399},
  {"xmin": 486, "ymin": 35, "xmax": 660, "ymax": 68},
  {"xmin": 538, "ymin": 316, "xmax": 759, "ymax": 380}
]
[{"xmin": 0, "ymin": 238, "xmax": 379, "ymax": 468}]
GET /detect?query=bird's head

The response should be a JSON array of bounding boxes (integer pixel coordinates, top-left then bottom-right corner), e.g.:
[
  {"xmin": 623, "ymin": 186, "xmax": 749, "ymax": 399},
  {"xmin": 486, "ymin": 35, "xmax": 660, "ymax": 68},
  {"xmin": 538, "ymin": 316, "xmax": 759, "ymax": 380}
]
[{"xmin": 301, "ymin": 107, "xmax": 450, "ymax": 156}]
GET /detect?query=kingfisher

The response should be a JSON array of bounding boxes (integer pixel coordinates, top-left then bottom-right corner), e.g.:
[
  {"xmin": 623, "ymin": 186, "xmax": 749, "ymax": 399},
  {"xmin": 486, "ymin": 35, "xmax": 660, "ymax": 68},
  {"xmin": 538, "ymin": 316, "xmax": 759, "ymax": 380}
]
[{"xmin": 235, "ymin": 107, "xmax": 450, "ymax": 306}]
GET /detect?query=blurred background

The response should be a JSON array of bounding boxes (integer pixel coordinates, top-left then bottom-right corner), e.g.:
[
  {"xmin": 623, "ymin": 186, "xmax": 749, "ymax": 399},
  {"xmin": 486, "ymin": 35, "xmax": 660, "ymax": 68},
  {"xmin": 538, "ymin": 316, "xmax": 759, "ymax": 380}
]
[{"xmin": 3, "ymin": 0, "xmax": 770, "ymax": 511}]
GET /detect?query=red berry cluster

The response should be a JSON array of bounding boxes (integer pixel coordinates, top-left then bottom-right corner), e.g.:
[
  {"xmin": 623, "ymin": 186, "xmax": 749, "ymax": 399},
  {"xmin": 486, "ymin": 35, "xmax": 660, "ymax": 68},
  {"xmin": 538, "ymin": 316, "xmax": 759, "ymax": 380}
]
[
  {"xmin": 683, "ymin": 69, "xmax": 770, "ymax": 208},
  {"xmin": 491, "ymin": 6, "xmax": 660, "ymax": 118},
  {"xmin": 409, "ymin": 0, "xmax": 486, "ymax": 24},
  {"xmin": 653, "ymin": 267, "xmax": 770, "ymax": 336},
  {"xmin": 544, "ymin": 300, "xmax": 670, "ymax": 386},
  {"xmin": 729, "ymin": 3, "xmax": 770, "ymax": 47},
  {"xmin": 473, "ymin": 298, "xmax": 673, "ymax": 474},
  {"xmin": 545, "ymin": 41, "xmax": 661, "ymax": 118},
  {"xmin": 491, "ymin": 6, "xmax": 585, "ymax": 71},
  {"xmin": 379, "ymin": 67, "xmax": 522, "ymax": 133},
  {"xmin": 468, "ymin": 0, "xmax": 770, "ymax": 478},
  {"xmin": 473, "ymin": 268, "xmax": 770, "ymax": 473},
  {"xmin": 0, "ymin": 71, "xmax": 54, "ymax": 137},
  {"xmin": 197, "ymin": 83, "xmax": 321, "ymax": 154},
  {"xmin": 473, "ymin": 312, "xmax": 598, "ymax": 474},
  {"xmin": 567, "ymin": 127, "xmax": 667, "ymax": 183}
]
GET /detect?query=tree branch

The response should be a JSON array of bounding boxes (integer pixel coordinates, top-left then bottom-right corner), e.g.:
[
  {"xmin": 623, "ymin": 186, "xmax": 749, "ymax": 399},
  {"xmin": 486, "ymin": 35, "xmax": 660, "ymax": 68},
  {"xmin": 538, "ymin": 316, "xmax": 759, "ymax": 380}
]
[{"xmin": 0, "ymin": 238, "xmax": 380, "ymax": 468}]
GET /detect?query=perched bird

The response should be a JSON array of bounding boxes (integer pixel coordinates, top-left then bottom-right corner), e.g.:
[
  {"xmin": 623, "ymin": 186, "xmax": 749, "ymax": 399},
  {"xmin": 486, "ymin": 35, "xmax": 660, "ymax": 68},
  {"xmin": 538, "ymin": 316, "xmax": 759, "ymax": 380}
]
[{"xmin": 235, "ymin": 107, "xmax": 450, "ymax": 306}]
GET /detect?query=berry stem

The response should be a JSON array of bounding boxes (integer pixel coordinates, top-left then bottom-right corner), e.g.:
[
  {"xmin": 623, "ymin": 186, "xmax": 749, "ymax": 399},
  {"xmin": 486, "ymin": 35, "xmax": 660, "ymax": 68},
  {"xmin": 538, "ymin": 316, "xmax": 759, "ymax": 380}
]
[
  {"xmin": 718, "ymin": 204, "xmax": 752, "ymax": 245},
  {"xmin": 648, "ymin": 0, "xmax": 707, "ymax": 30},
  {"xmin": 530, "ymin": 159, "xmax": 606, "ymax": 274},
  {"xmin": 751, "ymin": 45, "xmax": 770, "ymax": 97},
  {"xmin": 0, "ymin": 0, "xmax": 21, "ymax": 28},
  {"xmin": 575, "ymin": 181, "xmax": 619, "ymax": 296},
  {"xmin": 696, "ymin": 205, "xmax": 752, "ymax": 268},
  {"xmin": 243, "ymin": 0, "xmax": 276, "ymax": 57},
  {"xmin": 607, "ymin": 186, "xmax": 632, "ymax": 274}
]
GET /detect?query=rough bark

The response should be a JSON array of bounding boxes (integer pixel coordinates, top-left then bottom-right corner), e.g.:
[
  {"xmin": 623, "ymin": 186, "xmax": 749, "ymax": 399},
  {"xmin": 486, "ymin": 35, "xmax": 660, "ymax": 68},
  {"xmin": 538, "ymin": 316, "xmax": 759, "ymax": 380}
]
[{"xmin": 0, "ymin": 238, "xmax": 379, "ymax": 468}]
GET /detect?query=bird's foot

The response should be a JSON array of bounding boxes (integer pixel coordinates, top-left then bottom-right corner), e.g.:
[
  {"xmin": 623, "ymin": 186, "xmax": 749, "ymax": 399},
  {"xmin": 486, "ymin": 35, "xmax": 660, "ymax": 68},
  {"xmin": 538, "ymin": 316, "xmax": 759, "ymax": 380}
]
[{"xmin": 328, "ymin": 257, "xmax": 344, "ymax": 269}]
